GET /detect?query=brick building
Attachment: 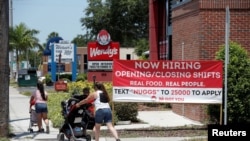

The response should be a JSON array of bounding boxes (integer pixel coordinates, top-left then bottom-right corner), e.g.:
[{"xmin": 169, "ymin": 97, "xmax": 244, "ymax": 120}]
[{"xmin": 149, "ymin": 0, "xmax": 250, "ymax": 122}]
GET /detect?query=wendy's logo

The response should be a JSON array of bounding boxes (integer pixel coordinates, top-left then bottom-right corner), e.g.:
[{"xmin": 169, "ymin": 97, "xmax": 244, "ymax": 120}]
[{"xmin": 97, "ymin": 29, "xmax": 111, "ymax": 46}]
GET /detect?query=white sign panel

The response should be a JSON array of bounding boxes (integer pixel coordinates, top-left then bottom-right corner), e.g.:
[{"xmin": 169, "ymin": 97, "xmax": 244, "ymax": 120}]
[
  {"xmin": 88, "ymin": 61, "xmax": 113, "ymax": 70},
  {"xmin": 54, "ymin": 43, "xmax": 74, "ymax": 63}
]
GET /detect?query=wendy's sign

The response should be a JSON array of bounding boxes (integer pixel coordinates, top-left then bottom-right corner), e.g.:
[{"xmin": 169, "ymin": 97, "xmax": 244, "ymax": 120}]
[{"xmin": 88, "ymin": 30, "xmax": 120, "ymax": 61}]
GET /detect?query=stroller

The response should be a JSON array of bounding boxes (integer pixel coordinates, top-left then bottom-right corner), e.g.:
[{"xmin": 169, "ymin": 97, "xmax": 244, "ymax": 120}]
[
  {"xmin": 57, "ymin": 94, "xmax": 95, "ymax": 141},
  {"xmin": 28, "ymin": 103, "xmax": 38, "ymax": 133}
]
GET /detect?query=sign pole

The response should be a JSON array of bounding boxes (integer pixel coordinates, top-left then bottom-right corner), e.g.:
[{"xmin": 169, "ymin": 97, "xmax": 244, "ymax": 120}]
[
  {"xmin": 224, "ymin": 6, "xmax": 230, "ymax": 125},
  {"xmin": 51, "ymin": 44, "xmax": 56, "ymax": 82},
  {"xmin": 58, "ymin": 53, "xmax": 61, "ymax": 81},
  {"xmin": 220, "ymin": 104, "xmax": 223, "ymax": 125},
  {"xmin": 112, "ymin": 102, "xmax": 115, "ymax": 126},
  {"xmin": 72, "ymin": 44, "xmax": 77, "ymax": 81}
]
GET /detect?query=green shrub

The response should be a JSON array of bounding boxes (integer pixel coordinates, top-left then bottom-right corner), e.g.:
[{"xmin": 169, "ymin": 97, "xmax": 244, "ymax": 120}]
[
  {"xmin": 57, "ymin": 73, "xmax": 72, "ymax": 81},
  {"xmin": 47, "ymin": 92, "xmax": 70, "ymax": 128},
  {"xmin": 67, "ymin": 81, "xmax": 93, "ymax": 94},
  {"xmin": 76, "ymin": 73, "xmax": 87, "ymax": 81},
  {"xmin": 45, "ymin": 74, "xmax": 53, "ymax": 86},
  {"xmin": 114, "ymin": 102, "xmax": 138, "ymax": 122},
  {"xmin": 112, "ymin": 110, "xmax": 119, "ymax": 124},
  {"xmin": 48, "ymin": 81, "xmax": 139, "ymax": 128},
  {"xmin": 211, "ymin": 41, "xmax": 250, "ymax": 123}
]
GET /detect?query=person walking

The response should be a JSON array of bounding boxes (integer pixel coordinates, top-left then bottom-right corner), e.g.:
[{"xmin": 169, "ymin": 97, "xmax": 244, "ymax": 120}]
[
  {"xmin": 29, "ymin": 81, "xmax": 50, "ymax": 133},
  {"xmin": 76, "ymin": 82, "xmax": 121, "ymax": 141}
]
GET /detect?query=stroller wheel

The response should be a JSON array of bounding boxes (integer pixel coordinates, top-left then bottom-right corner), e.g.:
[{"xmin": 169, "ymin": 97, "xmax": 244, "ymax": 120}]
[
  {"xmin": 57, "ymin": 133, "xmax": 65, "ymax": 141},
  {"xmin": 85, "ymin": 134, "xmax": 91, "ymax": 141},
  {"xmin": 69, "ymin": 136, "xmax": 75, "ymax": 141},
  {"xmin": 28, "ymin": 128, "xmax": 33, "ymax": 133}
]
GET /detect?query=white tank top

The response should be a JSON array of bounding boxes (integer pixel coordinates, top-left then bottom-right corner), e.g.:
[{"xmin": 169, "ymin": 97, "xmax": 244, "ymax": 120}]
[{"xmin": 94, "ymin": 90, "xmax": 110, "ymax": 111}]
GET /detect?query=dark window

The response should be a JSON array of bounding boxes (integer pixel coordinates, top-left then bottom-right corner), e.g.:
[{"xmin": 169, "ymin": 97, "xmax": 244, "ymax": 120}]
[
  {"xmin": 126, "ymin": 54, "xmax": 131, "ymax": 60},
  {"xmin": 84, "ymin": 54, "xmax": 88, "ymax": 73}
]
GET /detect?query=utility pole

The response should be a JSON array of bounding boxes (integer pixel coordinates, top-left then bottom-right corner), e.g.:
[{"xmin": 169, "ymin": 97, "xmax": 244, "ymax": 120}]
[
  {"xmin": 9, "ymin": 0, "xmax": 14, "ymax": 78},
  {"xmin": 9, "ymin": 0, "xmax": 12, "ymax": 26}
]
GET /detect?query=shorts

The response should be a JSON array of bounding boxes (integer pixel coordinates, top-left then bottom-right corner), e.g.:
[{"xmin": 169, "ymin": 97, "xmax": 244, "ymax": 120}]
[
  {"xmin": 95, "ymin": 108, "xmax": 112, "ymax": 124},
  {"xmin": 35, "ymin": 103, "xmax": 48, "ymax": 113}
]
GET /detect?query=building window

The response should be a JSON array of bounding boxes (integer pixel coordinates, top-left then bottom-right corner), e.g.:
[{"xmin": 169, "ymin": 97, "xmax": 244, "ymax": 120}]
[
  {"xmin": 77, "ymin": 55, "xmax": 81, "ymax": 73},
  {"xmin": 172, "ymin": 0, "xmax": 191, "ymax": 8},
  {"xmin": 84, "ymin": 54, "xmax": 88, "ymax": 73},
  {"xmin": 126, "ymin": 54, "xmax": 131, "ymax": 60}
]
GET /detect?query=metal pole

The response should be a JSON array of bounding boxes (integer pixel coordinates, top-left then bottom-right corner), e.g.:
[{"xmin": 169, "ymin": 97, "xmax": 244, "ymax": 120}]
[
  {"xmin": 220, "ymin": 104, "xmax": 223, "ymax": 125},
  {"xmin": 58, "ymin": 53, "xmax": 62, "ymax": 81},
  {"xmin": 9, "ymin": 0, "xmax": 13, "ymax": 26},
  {"xmin": 182, "ymin": 42, "xmax": 184, "ymax": 60},
  {"xmin": 181, "ymin": 42, "xmax": 184, "ymax": 116},
  {"xmin": 9, "ymin": 0, "xmax": 14, "ymax": 78},
  {"xmin": 224, "ymin": 6, "xmax": 230, "ymax": 125}
]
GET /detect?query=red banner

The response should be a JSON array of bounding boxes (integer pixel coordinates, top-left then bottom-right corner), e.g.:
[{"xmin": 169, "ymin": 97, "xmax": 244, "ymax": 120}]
[{"xmin": 112, "ymin": 60, "xmax": 223, "ymax": 104}]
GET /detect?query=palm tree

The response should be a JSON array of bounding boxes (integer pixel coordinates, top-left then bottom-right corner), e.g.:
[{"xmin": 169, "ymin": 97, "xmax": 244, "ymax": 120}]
[
  {"xmin": 9, "ymin": 23, "xmax": 41, "ymax": 74},
  {"xmin": 42, "ymin": 31, "xmax": 61, "ymax": 51},
  {"xmin": 35, "ymin": 44, "xmax": 46, "ymax": 71},
  {"xmin": 47, "ymin": 32, "xmax": 59, "ymax": 41}
]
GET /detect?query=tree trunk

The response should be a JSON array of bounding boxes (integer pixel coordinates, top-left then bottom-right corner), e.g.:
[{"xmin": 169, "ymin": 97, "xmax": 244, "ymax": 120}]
[{"xmin": 0, "ymin": 0, "xmax": 10, "ymax": 137}]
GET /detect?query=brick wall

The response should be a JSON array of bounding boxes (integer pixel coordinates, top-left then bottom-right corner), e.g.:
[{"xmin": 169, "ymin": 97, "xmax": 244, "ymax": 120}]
[
  {"xmin": 172, "ymin": 103, "xmax": 209, "ymax": 122},
  {"xmin": 171, "ymin": 0, "xmax": 250, "ymax": 122},
  {"xmin": 172, "ymin": 1, "xmax": 200, "ymax": 60}
]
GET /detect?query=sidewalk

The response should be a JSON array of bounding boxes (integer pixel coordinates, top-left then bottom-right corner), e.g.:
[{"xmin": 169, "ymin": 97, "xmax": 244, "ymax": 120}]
[{"xmin": 9, "ymin": 86, "xmax": 206, "ymax": 141}]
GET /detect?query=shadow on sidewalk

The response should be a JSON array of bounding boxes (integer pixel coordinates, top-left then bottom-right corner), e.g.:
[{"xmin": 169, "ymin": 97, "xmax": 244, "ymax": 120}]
[{"xmin": 9, "ymin": 118, "xmax": 30, "ymax": 122}]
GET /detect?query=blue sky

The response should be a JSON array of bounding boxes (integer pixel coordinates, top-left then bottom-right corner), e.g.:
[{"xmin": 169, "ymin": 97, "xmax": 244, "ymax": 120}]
[{"xmin": 12, "ymin": 0, "xmax": 88, "ymax": 44}]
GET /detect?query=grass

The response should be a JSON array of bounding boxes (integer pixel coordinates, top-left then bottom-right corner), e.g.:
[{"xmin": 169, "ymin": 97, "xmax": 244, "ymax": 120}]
[
  {"xmin": 21, "ymin": 91, "xmax": 32, "ymax": 96},
  {"xmin": 91, "ymin": 126, "xmax": 208, "ymax": 138},
  {"xmin": 0, "ymin": 137, "xmax": 10, "ymax": 141},
  {"xmin": 9, "ymin": 79, "xmax": 18, "ymax": 87},
  {"xmin": 182, "ymin": 138, "xmax": 207, "ymax": 141}
]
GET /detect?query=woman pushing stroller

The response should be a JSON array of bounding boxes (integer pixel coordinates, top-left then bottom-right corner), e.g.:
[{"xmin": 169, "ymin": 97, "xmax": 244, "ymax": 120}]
[
  {"xmin": 76, "ymin": 82, "xmax": 121, "ymax": 141},
  {"xmin": 29, "ymin": 81, "xmax": 50, "ymax": 133}
]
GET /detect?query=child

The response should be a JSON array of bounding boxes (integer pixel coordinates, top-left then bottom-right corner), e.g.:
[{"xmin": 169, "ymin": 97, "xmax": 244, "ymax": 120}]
[
  {"xmin": 82, "ymin": 87, "xmax": 95, "ymax": 117},
  {"xmin": 29, "ymin": 98, "xmax": 36, "ymax": 113}
]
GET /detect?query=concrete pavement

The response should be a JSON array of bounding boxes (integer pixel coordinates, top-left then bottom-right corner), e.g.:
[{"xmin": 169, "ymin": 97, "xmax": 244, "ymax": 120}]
[{"xmin": 9, "ymin": 86, "xmax": 206, "ymax": 141}]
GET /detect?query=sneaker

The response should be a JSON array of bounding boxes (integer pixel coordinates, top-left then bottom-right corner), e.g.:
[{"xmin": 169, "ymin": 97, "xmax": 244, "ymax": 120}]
[
  {"xmin": 37, "ymin": 128, "xmax": 44, "ymax": 133},
  {"xmin": 116, "ymin": 139, "xmax": 121, "ymax": 141},
  {"xmin": 46, "ymin": 126, "xmax": 50, "ymax": 134}
]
